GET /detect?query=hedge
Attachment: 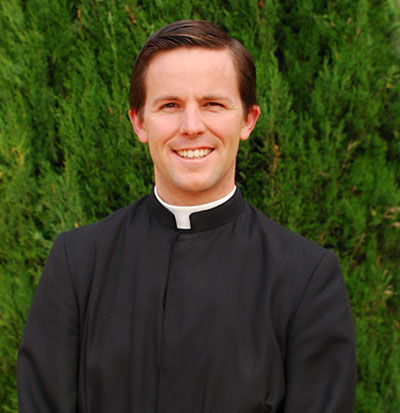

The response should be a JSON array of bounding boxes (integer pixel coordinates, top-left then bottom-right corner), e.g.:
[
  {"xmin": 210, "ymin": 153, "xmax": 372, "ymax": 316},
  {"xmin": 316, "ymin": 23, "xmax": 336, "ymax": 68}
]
[{"xmin": 1, "ymin": 0, "xmax": 399, "ymax": 411}]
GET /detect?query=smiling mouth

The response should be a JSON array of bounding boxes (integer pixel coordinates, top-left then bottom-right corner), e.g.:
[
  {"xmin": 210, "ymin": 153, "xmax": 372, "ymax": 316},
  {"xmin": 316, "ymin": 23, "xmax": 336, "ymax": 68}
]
[{"xmin": 175, "ymin": 148, "xmax": 213, "ymax": 159}]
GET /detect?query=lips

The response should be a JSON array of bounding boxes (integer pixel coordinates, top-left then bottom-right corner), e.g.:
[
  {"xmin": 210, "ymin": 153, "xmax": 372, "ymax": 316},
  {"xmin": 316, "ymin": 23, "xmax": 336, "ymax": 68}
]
[{"xmin": 175, "ymin": 148, "xmax": 213, "ymax": 159}]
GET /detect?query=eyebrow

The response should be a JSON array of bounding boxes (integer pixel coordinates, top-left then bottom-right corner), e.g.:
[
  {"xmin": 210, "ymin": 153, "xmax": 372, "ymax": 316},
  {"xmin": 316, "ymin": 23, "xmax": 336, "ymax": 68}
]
[
  {"xmin": 202, "ymin": 95, "xmax": 234, "ymax": 103},
  {"xmin": 151, "ymin": 94, "xmax": 235, "ymax": 106},
  {"xmin": 203, "ymin": 95, "xmax": 236, "ymax": 107}
]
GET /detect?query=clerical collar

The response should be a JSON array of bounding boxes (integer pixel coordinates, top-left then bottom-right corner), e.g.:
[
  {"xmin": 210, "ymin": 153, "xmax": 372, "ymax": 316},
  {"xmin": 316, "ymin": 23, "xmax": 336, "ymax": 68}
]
[
  {"xmin": 148, "ymin": 185, "xmax": 245, "ymax": 232},
  {"xmin": 154, "ymin": 186, "xmax": 237, "ymax": 229}
]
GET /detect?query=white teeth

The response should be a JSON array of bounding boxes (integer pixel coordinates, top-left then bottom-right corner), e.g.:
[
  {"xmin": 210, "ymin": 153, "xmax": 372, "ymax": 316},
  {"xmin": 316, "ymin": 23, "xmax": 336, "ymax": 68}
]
[{"xmin": 177, "ymin": 148, "xmax": 212, "ymax": 159}]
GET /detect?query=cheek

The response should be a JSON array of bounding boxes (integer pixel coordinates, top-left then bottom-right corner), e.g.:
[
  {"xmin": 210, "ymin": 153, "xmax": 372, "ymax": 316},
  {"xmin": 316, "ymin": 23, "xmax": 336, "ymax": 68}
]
[
  {"xmin": 208, "ymin": 120, "xmax": 243, "ymax": 146},
  {"xmin": 206, "ymin": 112, "xmax": 243, "ymax": 134},
  {"xmin": 147, "ymin": 116, "xmax": 180, "ymax": 140}
]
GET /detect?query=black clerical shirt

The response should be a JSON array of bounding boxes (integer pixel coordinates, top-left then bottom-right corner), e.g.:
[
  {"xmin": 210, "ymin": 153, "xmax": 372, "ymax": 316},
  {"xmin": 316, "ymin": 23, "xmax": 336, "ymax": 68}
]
[{"xmin": 18, "ymin": 188, "xmax": 356, "ymax": 412}]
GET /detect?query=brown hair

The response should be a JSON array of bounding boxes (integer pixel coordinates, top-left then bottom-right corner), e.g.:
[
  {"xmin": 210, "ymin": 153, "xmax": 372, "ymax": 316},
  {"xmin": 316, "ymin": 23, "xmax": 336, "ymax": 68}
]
[{"xmin": 129, "ymin": 20, "xmax": 257, "ymax": 118}]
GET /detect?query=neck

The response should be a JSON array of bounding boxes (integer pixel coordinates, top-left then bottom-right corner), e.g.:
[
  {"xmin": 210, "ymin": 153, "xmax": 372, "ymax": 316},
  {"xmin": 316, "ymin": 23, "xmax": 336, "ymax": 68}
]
[{"xmin": 154, "ymin": 185, "xmax": 236, "ymax": 207}]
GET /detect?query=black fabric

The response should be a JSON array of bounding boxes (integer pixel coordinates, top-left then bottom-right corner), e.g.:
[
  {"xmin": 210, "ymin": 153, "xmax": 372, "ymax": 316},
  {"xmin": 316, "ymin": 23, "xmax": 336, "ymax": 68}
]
[{"xmin": 18, "ymin": 189, "xmax": 356, "ymax": 412}]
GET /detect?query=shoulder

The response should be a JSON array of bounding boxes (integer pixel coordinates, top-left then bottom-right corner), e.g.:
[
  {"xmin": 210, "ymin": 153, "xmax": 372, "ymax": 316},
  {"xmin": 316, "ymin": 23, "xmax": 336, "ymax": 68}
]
[
  {"xmin": 49, "ymin": 194, "xmax": 150, "ymax": 277},
  {"xmin": 241, "ymin": 202, "xmax": 349, "ymax": 333},
  {"xmin": 59, "ymin": 194, "xmax": 149, "ymax": 247},
  {"xmin": 243, "ymin": 202, "xmax": 328, "ymax": 264},
  {"xmin": 45, "ymin": 195, "xmax": 150, "ymax": 300},
  {"xmin": 240, "ymin": 201, "xmax": 344, "ymax": 297}
]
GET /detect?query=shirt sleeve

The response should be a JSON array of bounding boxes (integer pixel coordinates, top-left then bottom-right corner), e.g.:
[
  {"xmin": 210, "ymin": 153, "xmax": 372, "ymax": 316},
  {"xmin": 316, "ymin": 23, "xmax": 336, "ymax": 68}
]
[
  {"xmin": 281, "ymin": 249, "xmax": 357, "ymax": 412},
  {"xmin": 17, "ymin": 232, "xmax": 79, "ymax": 413}
]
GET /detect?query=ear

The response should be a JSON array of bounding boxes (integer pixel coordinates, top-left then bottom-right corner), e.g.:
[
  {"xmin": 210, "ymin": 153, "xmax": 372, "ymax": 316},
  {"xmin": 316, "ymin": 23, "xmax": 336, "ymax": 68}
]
[
  {"xmin": 129, "ymin": 108, "xmax": 148, "ymax": 143},
  {"xmin": 240, "ymin": 105, "xmax": 261, "ymax": 141}
]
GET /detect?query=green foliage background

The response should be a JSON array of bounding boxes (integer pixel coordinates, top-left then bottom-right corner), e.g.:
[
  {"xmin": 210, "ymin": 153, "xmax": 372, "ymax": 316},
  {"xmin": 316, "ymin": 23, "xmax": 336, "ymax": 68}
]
[{"xmin": 1, "ymin": 0, "xmax": 399, "ymax": 411}]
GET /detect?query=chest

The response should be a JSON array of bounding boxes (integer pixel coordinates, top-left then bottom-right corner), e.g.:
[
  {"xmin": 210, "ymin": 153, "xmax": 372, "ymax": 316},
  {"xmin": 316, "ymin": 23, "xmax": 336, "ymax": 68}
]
[{"xmin": 78, "ymin": 226, "xmax": 288, "ymax": 412}]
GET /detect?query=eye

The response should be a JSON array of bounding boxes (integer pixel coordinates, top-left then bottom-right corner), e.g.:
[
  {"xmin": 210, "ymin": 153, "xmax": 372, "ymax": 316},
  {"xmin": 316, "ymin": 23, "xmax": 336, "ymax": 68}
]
[
  {"xmin": 205, "ymin": 102, "xmax": 225, "ymax": 111},
  {"xmin": 162, "ymin": 102, "xmax": 177, "ymax": 109}
]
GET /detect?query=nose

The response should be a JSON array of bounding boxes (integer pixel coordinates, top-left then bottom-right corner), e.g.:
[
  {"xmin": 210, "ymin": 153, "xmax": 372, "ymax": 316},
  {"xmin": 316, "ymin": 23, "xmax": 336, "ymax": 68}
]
[{"xmin": 179, "ymin": 105, "xmax": 206, "ymax": 137}]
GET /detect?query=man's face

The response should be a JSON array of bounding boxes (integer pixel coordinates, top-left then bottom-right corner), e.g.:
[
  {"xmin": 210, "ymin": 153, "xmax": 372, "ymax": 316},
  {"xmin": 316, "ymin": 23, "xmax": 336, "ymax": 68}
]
[{"xmin": 129, "ymin": 47, "xmax": 260, "ymax": 205}]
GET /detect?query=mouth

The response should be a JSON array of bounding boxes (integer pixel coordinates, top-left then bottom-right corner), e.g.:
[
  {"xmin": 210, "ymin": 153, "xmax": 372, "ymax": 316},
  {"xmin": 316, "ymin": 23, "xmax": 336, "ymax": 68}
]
[{"xmin": 175, "ymin": 148, "xmax": 213, "ymax": 159}]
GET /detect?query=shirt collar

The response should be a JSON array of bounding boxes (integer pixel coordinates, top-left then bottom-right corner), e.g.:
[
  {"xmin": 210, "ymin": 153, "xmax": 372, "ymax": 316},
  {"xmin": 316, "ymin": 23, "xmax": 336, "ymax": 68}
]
[
  {"xmin": 154, "ymin": 186, "xmax": 237, "ymax": 229},
  {"xmin": 147, "ymin": 186, "xmax": 245, "ymax": 232}
]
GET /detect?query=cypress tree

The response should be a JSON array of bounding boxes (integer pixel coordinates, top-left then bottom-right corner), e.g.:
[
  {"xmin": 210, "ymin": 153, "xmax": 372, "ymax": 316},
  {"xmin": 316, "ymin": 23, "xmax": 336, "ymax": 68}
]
[{"xmin": 0, "ymin": 1, "xmax": 398, "ymax": 411}]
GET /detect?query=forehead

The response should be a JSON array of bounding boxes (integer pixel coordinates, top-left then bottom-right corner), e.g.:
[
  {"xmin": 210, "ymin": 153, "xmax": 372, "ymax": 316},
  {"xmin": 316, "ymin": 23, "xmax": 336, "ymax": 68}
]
[{"xmin": 143, "ymin": 47, "xmax": 240, "ymax": 101}]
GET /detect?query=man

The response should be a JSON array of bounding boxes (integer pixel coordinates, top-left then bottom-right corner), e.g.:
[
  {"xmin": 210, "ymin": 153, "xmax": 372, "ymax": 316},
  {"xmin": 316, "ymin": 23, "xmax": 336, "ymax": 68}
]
[{"xmin": 18, "ymin": 20, "xmax": 356, "ymax": 412}]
